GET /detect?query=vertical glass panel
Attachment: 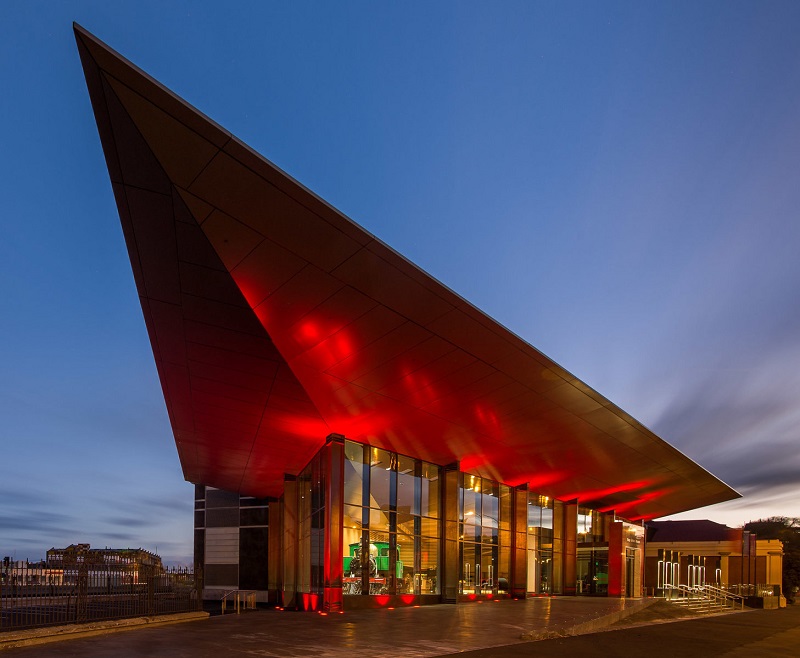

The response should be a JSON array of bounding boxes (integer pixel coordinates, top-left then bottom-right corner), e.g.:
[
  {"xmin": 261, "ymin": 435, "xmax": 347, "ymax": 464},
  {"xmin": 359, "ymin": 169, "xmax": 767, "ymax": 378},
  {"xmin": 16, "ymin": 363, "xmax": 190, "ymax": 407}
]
[
  {"xmin": 420, "ymin": 536, "xmax": 439, "ymax": 594},
  {"xmin": 420, "ymin": 516, "xmax": 440, "ymax": 538},
  {"xmin": 461, "ymin": 542, "xmax": 480, "ymax": 594},
  {"xmin": 498, "ymin": 530, "xmax": 511, "ymax": 591},
  {"xmin": 342, "ymin": 502, "xmax": 363, "ymax": 594},
  {"xmin": 298, "ymin": 475, "xmax": 312, "ymax": 526},
  {"xmin": 499, "ymin": 485, "xmax": 511, "ymax": 532},
  {"xmin": 482, "ymin": 524, "xmax": 498, "ymax": 545},
  {"xmin": 539, "ymin": 548, "xmax": 553, "ymax": 593},
  {"xmin": 527, "ymin": 496, "xmax": 542, "ymax": 528},
  {"xmin": 396, "ymin": 454, "xmax": 418, "ymax": 515},
  {"xmin": 296, "ymin": 449, "xmax": 326, "ymax": 597},
  {"xmin": 481, "ymin": 480, "xmax": 499, "ymax": 530},
  {"xmin": 367, "ymin": 533, "xmax": 390, "ymax": 595},
  {"xmin": 369, "ymin": 447, "xmax": 392, "ymax": 511},
  {"xmin": 527, "ymin": 530, "xmax": 540, "ymax": 593},
  {"xmin": 344, "ymin": 440, "xmax": 366, "ymax": 507},
  {"xmin": 463, "ymin": 475, "xmax": 481, "ymax": 524},
  {"xmin": 577, "ymin": 507, "xmax": 592, "ymax": 542},
  {"xmin": 343, "ymin": 504, "xmax": 364, "ymax": 529},
  {"xmin": 541, "ymin": 497, "xmax": 553, "ymax": 530},
  {"xmin": 396, "ymin": 513, "xmax": 415, "ymax": 540},
  {"xmin": 462, "ymin": 522, "xmax": 481, "ymax": 542},
  {"xmin": 420, "ymin": 462, "xmax": 440, "ymax": 518},
  {"xmin": 593, "ymin": 510, "xmax": 607, "ymax": 542},
  {"xmin": 396, "ymin": 531, "xmax": 415, "ymax": 593},
  {"xmin": 551, "ymin": 536, "xmax": 563, "ymax": 594},
  {"xmin": 481, "ymin": 543, "xmax": 498, "ymax": 592},
  {"xmin": 368, "ymin": 507, "xmax": 390, "ymax": 532}
]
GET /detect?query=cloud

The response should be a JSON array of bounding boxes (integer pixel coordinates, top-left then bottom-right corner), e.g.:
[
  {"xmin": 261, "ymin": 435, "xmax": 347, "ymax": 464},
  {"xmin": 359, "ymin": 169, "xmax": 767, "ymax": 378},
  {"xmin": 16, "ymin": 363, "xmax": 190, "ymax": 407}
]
[
  {"xmin": 0, "ymin": 488, "xmax": 51, "ymax": 507},
  {"xmin": 102, "ymin": 517, "xmax": 152, "ymax": 529},
  {"xmin": 102, "ymin": 532, "xmax": 140, "ymax": 542},
  {"xmin": 135, "ymin": 494, "xmax": 194, "ymax": 515},
  {"xmin": 0, "ymin": 511, "xmax": 76, "ymax": 536},
  {"xmin": 654, "ymin": 328, "xmax": 800, "ymax": 520}
]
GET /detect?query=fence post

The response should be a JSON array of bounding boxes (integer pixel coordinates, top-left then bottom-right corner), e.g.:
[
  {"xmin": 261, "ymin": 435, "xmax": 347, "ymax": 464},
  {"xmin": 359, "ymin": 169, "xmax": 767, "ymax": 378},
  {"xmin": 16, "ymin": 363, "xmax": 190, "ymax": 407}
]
[
  {"xmin": 77, "ymin": 562, "xmax": 88, "ymax": 622},
  {"xmin": 146, "ymin": 565, "xmax": 155, "ymax": 615}
]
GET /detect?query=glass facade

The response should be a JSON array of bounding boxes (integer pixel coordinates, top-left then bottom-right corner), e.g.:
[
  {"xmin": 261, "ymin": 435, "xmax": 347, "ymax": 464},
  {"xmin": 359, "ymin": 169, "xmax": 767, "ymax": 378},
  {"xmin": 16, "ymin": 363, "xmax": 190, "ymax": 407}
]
[
  {"xmin": 277, "ymin": 437, "xmax": 645, "ymax": 608},
  {"xmin": 526, "ymin": 494, "xmax": 554, "ymax": 594},
  {"xmin": 459, "ymin": 475, "xmax": 511, "ymax": 595},
  {"xmin": 576, "ymin": 506, "xmax": 609, "ymax": 596},
  {"xmin": 342, "ymin": 440, "xmax": 440, "ymax": 596},
  {"xmin": 296, "ymin": 449, "xmax": 326, "ymax": 600}
]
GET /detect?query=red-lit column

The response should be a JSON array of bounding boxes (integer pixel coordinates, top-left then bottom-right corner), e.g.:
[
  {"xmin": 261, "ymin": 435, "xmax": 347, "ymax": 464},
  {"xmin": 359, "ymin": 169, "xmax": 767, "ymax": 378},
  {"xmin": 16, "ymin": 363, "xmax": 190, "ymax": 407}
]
[
  {"xmin": 563, "ymin": 501, "xmax": 578, "ymax": 595},
  {"xmin": 442, "ymin": 462, "xmax": 460, "ymax": 603},
  {"xmin": 607, "ymin": 520, "xmax": 624, "ymax": 597},
  {"xmin": 281, "ymin": 475, "xmax": 298, "ymax": 609},
  {"xmin": 511, "ymin": 485, "xmax": 528, "ymax": 598},
  {"xmin": 323, "ymin": 434, "xmax": 345, "ymax": 612},
  {"xmin": 267, "ymin": 498, "xmax": 283, "ymax": 603}
]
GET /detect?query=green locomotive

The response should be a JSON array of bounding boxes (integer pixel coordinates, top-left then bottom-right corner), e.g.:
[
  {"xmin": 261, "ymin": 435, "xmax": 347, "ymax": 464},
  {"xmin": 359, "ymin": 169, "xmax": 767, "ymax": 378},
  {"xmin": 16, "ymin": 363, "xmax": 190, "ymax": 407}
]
[{"xmin": 343, "ymin": 542, "xmax": 403, "ymax": 595}]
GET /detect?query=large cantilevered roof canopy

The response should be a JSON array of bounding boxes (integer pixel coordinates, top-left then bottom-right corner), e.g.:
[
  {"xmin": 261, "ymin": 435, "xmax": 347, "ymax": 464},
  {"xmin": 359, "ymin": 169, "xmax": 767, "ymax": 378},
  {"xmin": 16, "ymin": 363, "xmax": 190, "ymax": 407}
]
[{"xmin": 75, "ymin": 25, "xmax": 738, "ymax": 521}]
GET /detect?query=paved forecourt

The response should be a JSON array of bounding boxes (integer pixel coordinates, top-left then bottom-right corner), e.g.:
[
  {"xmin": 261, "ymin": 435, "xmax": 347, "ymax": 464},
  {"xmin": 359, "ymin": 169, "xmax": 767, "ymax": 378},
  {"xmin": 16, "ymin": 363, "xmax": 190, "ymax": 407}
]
[{"xmin": 4, "ymin": 597, "xmax": 798, "ymax": 657}]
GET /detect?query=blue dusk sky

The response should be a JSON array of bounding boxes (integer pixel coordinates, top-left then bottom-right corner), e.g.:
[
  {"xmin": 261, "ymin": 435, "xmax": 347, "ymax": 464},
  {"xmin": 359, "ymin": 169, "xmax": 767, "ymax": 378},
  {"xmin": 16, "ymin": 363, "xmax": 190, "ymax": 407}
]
[{"xmin": 2, "ymin": 1, "xmax": 800, "ymax": 564}]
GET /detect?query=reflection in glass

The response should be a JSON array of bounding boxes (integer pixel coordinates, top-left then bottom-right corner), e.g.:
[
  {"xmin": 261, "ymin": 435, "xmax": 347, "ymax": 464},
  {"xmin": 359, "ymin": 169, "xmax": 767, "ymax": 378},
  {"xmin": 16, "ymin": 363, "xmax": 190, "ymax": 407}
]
[
  {"xmin": 369, "ymin": 447, "xmax": 392, "ymax": 511},
  {"xmin": 420, "ymin": 462, "xmax": 439, "ymax": 518},
  {"xmin": 396, "ymin": 454, "xmax": 417, "ymax": 515},
  {"xmin": 342, "ymin": 440, "xmax": 439, "ymax": 597},
  {"xmin": 459, "ymin": 474, "xmax": 509, "ymax": 595},
  {"xmin": 527, "ymin": 493, "xmax": 553, "ymax": 594}
]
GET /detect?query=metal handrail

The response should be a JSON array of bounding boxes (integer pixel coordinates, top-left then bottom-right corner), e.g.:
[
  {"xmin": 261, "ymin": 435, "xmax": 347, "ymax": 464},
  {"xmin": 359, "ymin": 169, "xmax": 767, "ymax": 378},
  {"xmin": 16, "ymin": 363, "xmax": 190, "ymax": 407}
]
[
  {"xmin": 220, "ymin": 589, "xmax": 257, "ymax": 615},
  {"xmin": 701, "ymin": 584, "xmax": 745, "ymax": 610},
  {"xmin": 665, "ymin": 583, "xmax": 743, "ymax": 612}
]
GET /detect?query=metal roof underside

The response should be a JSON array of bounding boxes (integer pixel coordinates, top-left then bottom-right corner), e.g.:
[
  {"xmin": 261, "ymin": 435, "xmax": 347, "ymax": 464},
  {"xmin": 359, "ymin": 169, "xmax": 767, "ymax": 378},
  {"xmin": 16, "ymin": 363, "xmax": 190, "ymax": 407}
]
[{"xmin": 75, "ymin": 24, "xmax": 739, "ymax": 520}]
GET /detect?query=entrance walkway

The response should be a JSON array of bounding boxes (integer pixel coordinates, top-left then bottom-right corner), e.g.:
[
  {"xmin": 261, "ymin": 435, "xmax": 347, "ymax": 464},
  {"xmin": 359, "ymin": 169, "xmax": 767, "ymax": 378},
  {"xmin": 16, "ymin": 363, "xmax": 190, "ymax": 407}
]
[{"xmin": 3, "ymin": 597, "xmax": 788, "ymax": 657}]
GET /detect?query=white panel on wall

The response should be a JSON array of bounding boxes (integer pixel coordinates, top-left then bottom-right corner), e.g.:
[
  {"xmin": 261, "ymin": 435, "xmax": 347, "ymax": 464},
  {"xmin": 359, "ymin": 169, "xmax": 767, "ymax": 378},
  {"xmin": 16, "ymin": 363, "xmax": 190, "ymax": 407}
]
[{"xmin": 205, "ymin": 526, "xmax": 239, "ymax": 564}]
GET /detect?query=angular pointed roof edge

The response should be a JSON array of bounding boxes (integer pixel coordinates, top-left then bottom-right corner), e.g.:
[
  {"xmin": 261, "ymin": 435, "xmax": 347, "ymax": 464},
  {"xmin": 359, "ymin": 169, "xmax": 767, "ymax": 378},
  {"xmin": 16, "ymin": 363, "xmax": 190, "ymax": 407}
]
[{"xmin": 75, "ymin": 23, "xmax": 740, "ymax": 517}]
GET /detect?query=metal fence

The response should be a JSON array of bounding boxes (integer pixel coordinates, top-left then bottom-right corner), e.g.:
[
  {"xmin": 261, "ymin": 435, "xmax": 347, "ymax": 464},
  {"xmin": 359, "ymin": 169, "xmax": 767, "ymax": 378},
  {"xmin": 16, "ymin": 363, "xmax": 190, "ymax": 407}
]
[
  {"xmin": 725, "ymin": 583, "xmax": 782, "ymax": 598},
  {"xmin": 1, "ymin": 560, "xmax": 198, "ymax": 632}
]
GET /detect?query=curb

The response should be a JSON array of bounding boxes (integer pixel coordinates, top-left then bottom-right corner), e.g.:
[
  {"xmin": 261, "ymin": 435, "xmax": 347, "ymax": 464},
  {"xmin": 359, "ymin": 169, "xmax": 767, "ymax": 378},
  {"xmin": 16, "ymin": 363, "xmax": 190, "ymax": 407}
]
[{"xmin": 0, "ymin": 611, "xmax": 210, "ymax": 651}]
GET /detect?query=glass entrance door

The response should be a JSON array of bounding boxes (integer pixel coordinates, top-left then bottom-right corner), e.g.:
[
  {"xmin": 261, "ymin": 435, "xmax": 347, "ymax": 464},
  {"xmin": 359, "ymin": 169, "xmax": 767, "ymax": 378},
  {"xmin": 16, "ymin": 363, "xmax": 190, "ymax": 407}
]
[
  {"xmin": 577, "ymin": 546, "xmax": 609, "ymax": 595},
  {"xmin": 625, "ymin": 548, "xmax": 636, "ymax": 597}
]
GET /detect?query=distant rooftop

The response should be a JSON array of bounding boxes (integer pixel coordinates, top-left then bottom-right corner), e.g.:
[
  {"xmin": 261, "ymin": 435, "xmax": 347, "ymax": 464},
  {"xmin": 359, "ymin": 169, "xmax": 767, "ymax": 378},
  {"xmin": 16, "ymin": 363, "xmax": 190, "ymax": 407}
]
[{"xmin": 646, "ymin": 519, "xmax": 742, "ymax": 543}]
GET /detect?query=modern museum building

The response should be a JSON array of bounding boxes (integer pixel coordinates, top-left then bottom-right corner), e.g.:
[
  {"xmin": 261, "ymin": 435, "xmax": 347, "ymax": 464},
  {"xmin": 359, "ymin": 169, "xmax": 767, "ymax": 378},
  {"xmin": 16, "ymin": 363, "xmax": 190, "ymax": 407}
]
[{"xmin": 75, "ymin": 25, "xmax": 738, "ymax": 611}]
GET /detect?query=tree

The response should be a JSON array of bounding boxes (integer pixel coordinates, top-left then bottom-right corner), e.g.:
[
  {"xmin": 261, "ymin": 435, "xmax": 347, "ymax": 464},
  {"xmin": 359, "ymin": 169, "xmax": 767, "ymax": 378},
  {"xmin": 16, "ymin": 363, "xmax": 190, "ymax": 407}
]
[{"xmin": 744, "ymin": 517, "xmax": 800, "ymax": 603}]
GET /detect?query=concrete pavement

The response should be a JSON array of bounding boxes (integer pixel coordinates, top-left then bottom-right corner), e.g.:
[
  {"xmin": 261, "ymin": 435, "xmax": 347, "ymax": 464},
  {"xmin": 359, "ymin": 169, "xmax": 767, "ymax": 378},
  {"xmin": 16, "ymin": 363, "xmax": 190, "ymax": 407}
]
[
  {"xmin": 453, "ymin": 602, "xmax": 800, "ymax": 657},
  {"xmin": 2, "ymin": 598, "xmax": 796, "ymax": 657}
]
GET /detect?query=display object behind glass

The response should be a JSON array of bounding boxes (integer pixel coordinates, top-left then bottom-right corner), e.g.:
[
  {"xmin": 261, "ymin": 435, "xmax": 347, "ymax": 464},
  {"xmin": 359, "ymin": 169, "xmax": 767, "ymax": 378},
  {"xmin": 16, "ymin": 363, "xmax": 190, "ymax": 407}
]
[{"xmin": 342, "ymin": 440, "xmax": 440, "ymax": 596}]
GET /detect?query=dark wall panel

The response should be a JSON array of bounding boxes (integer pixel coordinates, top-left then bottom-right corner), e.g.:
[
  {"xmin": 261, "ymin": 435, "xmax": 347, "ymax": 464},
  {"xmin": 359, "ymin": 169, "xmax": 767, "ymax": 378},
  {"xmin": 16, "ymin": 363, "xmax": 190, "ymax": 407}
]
[
  {"xmin": 205, "ymin": 563, "xmax": 239, "ymax": 587},
  {"xmin": 206, "ymin": 489, "xmax": 241, "ymax": 508},
  {"xmin": 240, "ymin": 507, "xmax": 268, "ymax": 527},
  {"xmin": 239, "ymin": 527, "xmax": 269, "ymax": 590},
  {"xmin": 206, "ymin": 507, "xmax": 240, "ymax": 527}
]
